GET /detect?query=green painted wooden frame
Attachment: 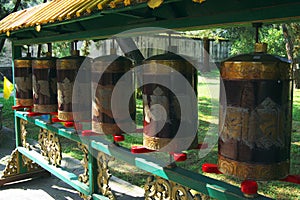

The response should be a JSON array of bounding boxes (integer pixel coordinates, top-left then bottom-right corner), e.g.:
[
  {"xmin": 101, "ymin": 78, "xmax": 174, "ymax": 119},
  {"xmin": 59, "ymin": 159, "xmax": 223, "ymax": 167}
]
[
  {"xmin": 7, "ymin": 0, "xmax": 300, "ymax": 199},
  {"xmin": 15, "ymin": 112, "xmax": 271, "ymax": 200}
]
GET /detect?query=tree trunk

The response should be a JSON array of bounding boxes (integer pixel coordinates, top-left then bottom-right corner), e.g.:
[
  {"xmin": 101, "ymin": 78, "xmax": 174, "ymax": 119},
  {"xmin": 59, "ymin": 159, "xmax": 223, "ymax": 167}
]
[{"xmin": 282, "ymin": 24, "xmax": 298, "ymax": 88}]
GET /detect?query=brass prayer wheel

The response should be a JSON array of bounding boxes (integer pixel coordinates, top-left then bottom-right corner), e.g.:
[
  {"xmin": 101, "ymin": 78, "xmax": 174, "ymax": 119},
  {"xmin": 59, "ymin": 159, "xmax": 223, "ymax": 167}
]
[
  {"xmin": 32, "ymin": 52, "xmax": 57, "ymax": 113},
  {"xmin": 142, "ymin": 51, "xmax": 198, "ymax": 151},
  {"xmin": 92, "ymin": 52, "xmax": 135, "ymax": 135},
  {"xmin": 56, "ymin": 50, "xmax": 90, "ymax": 121},
  {"xmin": 218, "ymin": 43, "xmax": 293, "ymax": 180},
  {"xmin": 72, "ymin": 56, "xmax": 92, "ymax": 123},
  {"xmin": 14, "ymin": 53, "xmax": 34, "ymax": 106}
]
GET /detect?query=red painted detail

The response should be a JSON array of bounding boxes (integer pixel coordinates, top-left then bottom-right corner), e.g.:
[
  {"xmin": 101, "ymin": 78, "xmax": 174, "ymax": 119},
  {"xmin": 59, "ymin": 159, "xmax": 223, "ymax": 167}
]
[
  {"xmin": 281, "ymin": 175, "xmax": 300, "ymax": 184},
  {"xmin": 172, "ymin": 153, "xmax": 187, "ymax": 162},
  {"xmin": 64, "ymin": 122, "xmax": 74, "ymax": 127},
  {"xmin": 131, "ymin": 146, "xmax": 156, "ymax": 154},
  {"xmin": 27, "ymin": 112, "xmax": 46, "ymax": 117},
  {"xmin": 241, "ymin": 180, "xmax": 258, "ymax": 196},
  {"xmin": 202, "ymin": 163, "xmax": 222, "ymax": 174},
  {"xmin": 51, "ymin": 118, "xmax": 74, "ymax": 127},
  {"xmin": 143, "ymin": 120, "xmax": 149, "ymax": 127},
  {"xmin": 81, "ymin": 130, "xmax": 99, "ymax": 136},
  {"xmin": 12, "ymin": 105, "xmax": 33, "ymax": 110},
  {"xmin": 51, "ymin": 117, "xmax": 63, "ymax": 123},
  {"xmin": 113, "ymin": 134, "xmax": 125, "ymax": 142}
]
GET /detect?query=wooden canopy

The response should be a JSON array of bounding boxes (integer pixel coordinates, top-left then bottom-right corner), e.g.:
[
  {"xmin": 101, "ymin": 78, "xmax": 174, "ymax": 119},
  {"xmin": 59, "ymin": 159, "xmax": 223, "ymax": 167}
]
[{"xmin": 0, "ymin": 0, "xmax": 299, "ymax": 45}]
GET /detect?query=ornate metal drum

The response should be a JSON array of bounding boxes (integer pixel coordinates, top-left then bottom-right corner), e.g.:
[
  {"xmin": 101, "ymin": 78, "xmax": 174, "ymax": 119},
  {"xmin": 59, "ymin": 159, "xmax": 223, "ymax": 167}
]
[
  {"xmin": 56, "ymin": 50, "xmax": 89, "ymax": 121},
  {"xmin": 142, "ymin": 51, "xmax": 198, "ymax": 151},
  {"xmin": 32, "ymin": 53, "xmax": 57, "ymax": 113},
  {"xmin": 14, "ymin": 53, "xmax": 34, "ymax": 106},
  {"xmin": 72, "ymin": 56, "xmax": 92, "ymax": 123},
  {"xmin": 218, "ymin": 43, "xmax": 293, "ymax": 180},
  {"xmin": 92, "ymin": 53, "xmax": 135, "ymax": 135}
]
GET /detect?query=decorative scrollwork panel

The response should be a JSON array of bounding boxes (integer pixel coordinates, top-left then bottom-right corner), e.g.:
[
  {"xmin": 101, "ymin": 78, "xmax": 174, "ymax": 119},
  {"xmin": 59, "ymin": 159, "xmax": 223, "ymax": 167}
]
[
  {"xmin": 22, "ymin": 155, "xmax": 42, "ymax": 172},
  {"xmin": 145, "ymin": 176, "xmax": 202, "ymax": 200},
  {"xmin": 78, "ymin": 143, "xmax": 89, "ymax": 185},
  {"xmin": 1, "ymin": 149, "xmax": 42, "ymax": 178},
  {"xmin": 1, "ymin": 149, "xmax": 20, "ymax": 178},
  {"xmin": 20, "ymin": 119, "xmax": 30, "ymax": 149},
  {"xmin": 38, "ymin": 129, "xmax": 62, "ymax": 166},
  {"xmin": 97, "ymin": 152, "xmax": 115, "ymax": 200}
]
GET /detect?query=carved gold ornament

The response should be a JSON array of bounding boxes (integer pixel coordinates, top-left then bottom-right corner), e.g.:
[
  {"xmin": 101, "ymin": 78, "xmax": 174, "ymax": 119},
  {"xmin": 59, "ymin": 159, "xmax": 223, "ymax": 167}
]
[
  {"xmin": 218, "ymin": 154, "xmax": 289, "ymax": 180},
  {"xmin": 1, "ymin": 150, "xmax": 20, "ymax": 178},
  {"xmin": 145, "ymin": 176, "xmax": 202, "ymax": 200},
  {"xmin": 97, "ymin": 152, "xmax": 115, "ymax": 200},
  {"xmin": 147, "ymin": 0, "xmax": 163, "ymax": 9},
  {"xmin": 22, "ymin": 155, "xmax": 42, "ymax": 172},
  {"xmin": 1, "ymin": 149, "xmax": 42, "ymax": 178},
  {"xmin": 38, "ymin": 129, "xmax": 62, "ymax": 166},
  {"xmin": 20, "ymin": 119, "xmax": 30, "ymax": 149},
  {"xmin": 78, "ymin": 143, "xmax": 89, "ymax": 185},
  {"xmin": 192, "ymin": 0, "xmax": 206, "ymax": 3}
]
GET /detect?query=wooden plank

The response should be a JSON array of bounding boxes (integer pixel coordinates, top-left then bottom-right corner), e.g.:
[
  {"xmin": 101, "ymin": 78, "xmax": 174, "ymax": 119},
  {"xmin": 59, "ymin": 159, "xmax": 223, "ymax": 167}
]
[{"xmin": 17, "ymin": 147, "xmax": 91, "ymax": 196}]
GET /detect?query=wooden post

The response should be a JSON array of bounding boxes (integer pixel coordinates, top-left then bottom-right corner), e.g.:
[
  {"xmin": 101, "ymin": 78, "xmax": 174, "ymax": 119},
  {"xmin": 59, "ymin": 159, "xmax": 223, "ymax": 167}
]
[
  {"xmin": 12, "ymin": 43, "xmax": 28, "ymax": 175},
  {"xmin": 116, "ymin": 37, "xmax": 144, "ymax": 65},
  {"xmin": 203, "ymin": 37, "xmax": 210, "ymax": 72}
]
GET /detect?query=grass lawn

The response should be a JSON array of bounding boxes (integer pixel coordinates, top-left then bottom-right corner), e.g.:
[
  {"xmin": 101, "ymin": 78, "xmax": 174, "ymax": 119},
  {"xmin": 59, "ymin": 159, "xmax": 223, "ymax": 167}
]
[
  {"xmin": 0, "ymin": 96, "xmax": 14, "ymax": 130},
  {"xmin": 0, "ymin": 74, "xmax": 299, "ymax": 199}
]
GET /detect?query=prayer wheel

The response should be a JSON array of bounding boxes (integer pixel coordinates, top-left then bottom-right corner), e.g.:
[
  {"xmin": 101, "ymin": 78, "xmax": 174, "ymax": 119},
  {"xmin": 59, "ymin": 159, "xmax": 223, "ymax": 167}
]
[
  {"xmin": 14, "ymin": 53, "xmax": 34, "ymax": 106},
  {"xmin": 56, "ymin": 50, "xmax": 90, "ymax": 121},
  {"xmin": 218, "ymin": 43, "xmax": 293, "ymax": 180},
  {"xmin": 92, "ymin": 50, "xmax": 135, "ymax": 135},
  {"xmin": 32, "ymin": 52, "xmax": 57, "ymax": 113},
  {"xmin": 72, "ymin": 56, "xmax": 92, "ymax": 123},
  {"xmin": 143, "ymin": 51, "xmax": 198, "ymax": 151}
]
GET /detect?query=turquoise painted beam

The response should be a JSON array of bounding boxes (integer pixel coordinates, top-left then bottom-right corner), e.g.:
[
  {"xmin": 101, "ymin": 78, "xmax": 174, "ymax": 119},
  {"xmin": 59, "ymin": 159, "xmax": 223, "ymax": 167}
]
[
  {"xmin": 89, "ymin": 138, "xmax": 271, "ymax": 200},
  {"xmin": 17, "ymin": 147, "xmax": 91, "ymax": 196},
  {"xmin": 15, "ymin": 112, "xmax": 82, "ymax": 143},
  {"xmin": 92, "ymin": 194, "xmax": 110, "ymax": 200}
]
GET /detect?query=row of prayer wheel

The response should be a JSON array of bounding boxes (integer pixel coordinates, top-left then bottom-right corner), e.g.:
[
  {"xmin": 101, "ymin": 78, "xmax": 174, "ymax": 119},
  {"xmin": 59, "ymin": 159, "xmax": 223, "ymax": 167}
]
[
  {"xmin": 14, "ymin": 42, "xmax": 292, "ymax": 181},
  {"xmin": 14, "ymin": 49, "xmax": 88, "ymax": 119}
]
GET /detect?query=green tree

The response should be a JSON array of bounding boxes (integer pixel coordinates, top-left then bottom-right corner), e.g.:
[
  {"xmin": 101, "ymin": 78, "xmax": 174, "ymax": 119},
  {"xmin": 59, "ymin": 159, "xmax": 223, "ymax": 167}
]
[
  {"xmin": 52, "ymin": 42, "xmax": 71, "ymax": 58},
  {"xmin": 283, "ymin": 23, "xmax": 300, "ymax": 88},
  {"xmin": 218, "ymin": 25, "xmax": 286, "ymax": 56}
]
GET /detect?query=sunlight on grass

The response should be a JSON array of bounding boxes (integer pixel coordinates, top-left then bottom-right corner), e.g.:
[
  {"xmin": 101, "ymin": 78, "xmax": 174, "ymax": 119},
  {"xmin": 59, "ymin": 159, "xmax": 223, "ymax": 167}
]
[
  {"xmin": 0, "ymin": 96, "xmax": 14, "ymax": 130},
  {"xmin": 293, "ymin": 89, "xmax": 300, "ymax": 121}
]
